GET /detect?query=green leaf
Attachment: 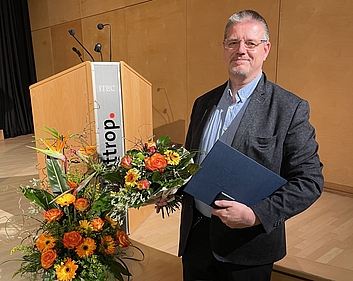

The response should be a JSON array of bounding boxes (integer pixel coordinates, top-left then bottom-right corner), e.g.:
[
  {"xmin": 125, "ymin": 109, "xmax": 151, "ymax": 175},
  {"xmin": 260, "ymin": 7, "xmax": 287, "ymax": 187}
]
[
  {"xmin": 75, "ymin": 171, "xmax": 97, "ymax": 193},
  {"xmin": 106, "ymin": 259, "xmax": 131, "ymax": 281},
  {"xmin": 156, "ymin": 136, "xmax": 171, "ymax": 147},
  {"xmin": 151, "ymin": 171, "xmax": 161, "ymax": 182},
  {"xmin": 187, "ymin": 163, "xmax": 201, "ymax": 175},
  {"xmin": 46, "ymin": 157, "xmax": 69, "ymax": 196},
  {"xmin": 103, "ymin": 170, "xmax": 125, "ymax": 183},
  {"xmin": 19, "ymin": 186, "xmax": 55, "ymax": 210},
  {"xmin": 28, "ymin": 146, "xmax": 65, "ymax": 161}
]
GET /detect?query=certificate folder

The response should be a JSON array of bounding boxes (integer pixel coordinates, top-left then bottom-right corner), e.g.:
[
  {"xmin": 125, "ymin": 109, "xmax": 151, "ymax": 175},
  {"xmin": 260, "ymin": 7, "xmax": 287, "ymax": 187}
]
[{"xmin": 184, "ymin": 140, "xmax": 287, "ymax": 206}]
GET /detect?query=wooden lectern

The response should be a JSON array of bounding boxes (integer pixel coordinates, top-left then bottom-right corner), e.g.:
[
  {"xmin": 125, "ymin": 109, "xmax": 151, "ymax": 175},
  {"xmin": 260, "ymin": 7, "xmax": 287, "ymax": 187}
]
[{"xmin": 29, "ymin": 61, "xmax": 154, "ymax": 233}]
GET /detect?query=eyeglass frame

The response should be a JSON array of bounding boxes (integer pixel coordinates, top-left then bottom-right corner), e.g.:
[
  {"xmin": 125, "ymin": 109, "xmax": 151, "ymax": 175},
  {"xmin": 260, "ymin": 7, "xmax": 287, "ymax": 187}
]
[{"xmin": 223, "ymin": 38, "xmax": 268, "ymax": 50}]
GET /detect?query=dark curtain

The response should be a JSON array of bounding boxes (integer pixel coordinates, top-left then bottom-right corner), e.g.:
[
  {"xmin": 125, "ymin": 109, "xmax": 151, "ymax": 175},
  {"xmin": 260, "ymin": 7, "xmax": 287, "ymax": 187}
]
[{"xmin": 0, "ymin": 0, "xmax": 36, "ymax": 138}]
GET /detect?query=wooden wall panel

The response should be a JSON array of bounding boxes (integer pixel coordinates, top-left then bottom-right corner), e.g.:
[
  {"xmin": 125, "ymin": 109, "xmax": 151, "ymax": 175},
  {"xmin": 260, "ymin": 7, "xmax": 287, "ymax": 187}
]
[
  {"xmin": 80, "ymin": 0, "xmax": 125, "ymax": 17},
  {"xmin": 51, "ymin": 20, "xmax": 85, "ymax": 74},
  {"xmin": 278, "ymin": 0, "xmax": 353, "ymax": 190},
  {"xmin": 186, "ymin": 0, "xmax": 280, "ymax": 123},
  {"xmin": 27, "ymin": 0, "xmax": 49, "ymax": 30},
  {"xmin": 31, "ymin": 28, "xmax": 54, "ymax": 80},
  {"xmin": 81, "ymin": 9, "xmax": 128, "ymax": 64},
  {"xmin": 47, "ymin": 0, "xmax": 81, "ymax": 25},
  {"xmin": 124, "ymin": 0, "xmax": 188, "ymax": 144}
]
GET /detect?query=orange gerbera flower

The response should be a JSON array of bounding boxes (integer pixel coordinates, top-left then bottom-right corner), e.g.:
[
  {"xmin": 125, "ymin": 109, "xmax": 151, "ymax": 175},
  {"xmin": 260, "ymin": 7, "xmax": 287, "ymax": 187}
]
[
  {"xmin": 55, "ymin": 258, "xmax": 78, "ymax": 281},
  {"xmin": 55, "ymin": 193, "xmax": 76, "ymax": 207},
  {"xmin": 75, "ymin": 237, "xmax": 96, "ymax": 258},
  {"xmin": 100, "ymin": 236, "xmax": 115, "ymax": 255},
  {"xmin": 36, "ymin": 233, "xmax": 57, "ymax": 252}
]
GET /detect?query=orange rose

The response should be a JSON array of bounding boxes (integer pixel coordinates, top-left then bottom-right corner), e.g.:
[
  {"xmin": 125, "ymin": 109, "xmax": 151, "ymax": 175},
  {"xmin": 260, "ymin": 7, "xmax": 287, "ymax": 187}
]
[
  {"xmin": 137, "ymin": 179, "xmax": 150, "ymax": 190},
  {"xmin": 144, "ymin": 153, "xmax": 167, "ymax": 171},
  {"xmin": 44, "ymin": 208, "xmax": 64, "ymax": 222},
  {"xmin": 62, "ymin": 231, "xmax": 82, "ymax": 249},
  {"xmin": 116, "ymin": 230, "xmax": 131, "ymax": 248},
  {"xmin": 120, "ymin": 155, "xmax": 132, "ymax": 169},
  {"xmin": 91, "ymin": 217, "xmax": 104, "ymax": 232},
  {"xmin": 41, "ymin": 249, "xmax": 57, "ymax": 269},
  {"xmin": 74, "ymin": 198, "xmax": 89, "ymax": 211}
]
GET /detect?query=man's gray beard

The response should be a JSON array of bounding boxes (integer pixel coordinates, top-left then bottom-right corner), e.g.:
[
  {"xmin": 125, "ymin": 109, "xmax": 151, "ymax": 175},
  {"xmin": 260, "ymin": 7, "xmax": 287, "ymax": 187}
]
[{"xmin": 230, "ymin": 67, "xmax": 249, "ymax": 76}]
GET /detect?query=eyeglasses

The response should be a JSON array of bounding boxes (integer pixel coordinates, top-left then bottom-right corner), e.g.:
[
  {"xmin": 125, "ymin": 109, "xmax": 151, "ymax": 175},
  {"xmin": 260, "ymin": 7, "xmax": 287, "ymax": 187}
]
[{"xmin": 224, "ymin": 39, "xmax": 268, "ymax": 50}]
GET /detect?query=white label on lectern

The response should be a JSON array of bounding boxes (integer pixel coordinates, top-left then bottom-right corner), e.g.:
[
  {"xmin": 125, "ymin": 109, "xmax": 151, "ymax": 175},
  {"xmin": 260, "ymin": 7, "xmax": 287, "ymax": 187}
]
[{"xmin": 91, "ymin": 62, "xmax": 125, "ymax": 165}]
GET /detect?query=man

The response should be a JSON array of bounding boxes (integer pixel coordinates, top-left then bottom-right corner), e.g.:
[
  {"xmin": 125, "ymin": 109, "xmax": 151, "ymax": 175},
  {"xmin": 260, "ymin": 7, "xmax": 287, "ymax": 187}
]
[{"xmin": 177, "ymin": 9, "xmax": 324, "ymax": 281}]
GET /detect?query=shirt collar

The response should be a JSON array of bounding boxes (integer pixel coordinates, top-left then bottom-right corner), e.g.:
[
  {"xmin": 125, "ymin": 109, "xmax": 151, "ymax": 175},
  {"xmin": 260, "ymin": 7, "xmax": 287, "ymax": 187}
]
[{"xmin": 225, "ymin": 72, "xmax": 263, "ymax": 103}]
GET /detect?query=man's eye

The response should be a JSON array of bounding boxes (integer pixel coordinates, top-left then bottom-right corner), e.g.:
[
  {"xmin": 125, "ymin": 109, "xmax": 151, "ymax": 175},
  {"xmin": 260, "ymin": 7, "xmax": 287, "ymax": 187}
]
[
  {"xmin": 228, "ymin": 41, "xmax": 239, "ymax": 46},
  {"xmin": 245, "ymin": 41, "xmax": 256, "ymax": 47}
]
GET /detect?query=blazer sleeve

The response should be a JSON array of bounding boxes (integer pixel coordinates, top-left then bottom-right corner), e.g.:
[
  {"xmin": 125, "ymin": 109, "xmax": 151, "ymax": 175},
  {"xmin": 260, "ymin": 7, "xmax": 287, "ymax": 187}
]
[{"xmin": 251, "ymin": 100, "xmax": 324, "ymax": 234}]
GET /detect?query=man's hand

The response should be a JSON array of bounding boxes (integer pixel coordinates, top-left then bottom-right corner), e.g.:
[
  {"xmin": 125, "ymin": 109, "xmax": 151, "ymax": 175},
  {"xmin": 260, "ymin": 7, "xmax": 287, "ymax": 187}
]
[{"xmin": 211, "ymin": 200, "xmax": 260, "ymax": 228}]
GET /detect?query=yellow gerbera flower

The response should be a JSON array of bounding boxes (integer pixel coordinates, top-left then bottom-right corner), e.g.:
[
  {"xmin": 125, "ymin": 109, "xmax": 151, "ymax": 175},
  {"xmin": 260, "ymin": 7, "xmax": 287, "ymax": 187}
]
[
  {"xmin": 105, "ymin": 216, "xmax": 119, "ymax": 228},
  {"xmin": 75, "ymin": 237, "xmax": 96, "ymax": 258},
  {"xmin": 124, "ymin": 168, "xmax": 139, "ymax": 187},
  {"xmin": 78, "ymin": 220, "xmax": 93, "ymax": 232},
  {"xmin": 55, "ymin": 258, "xmax": 78, "ymax": 281},
  {"xmin": 55, "ymin": 193, "xmax": 76, "ymax": 207},
  {"xmin": 36, "ymin": 233, "xmax": 57, "ymax": 252},
  {"xmin": 164, "ymin": 150, "xmax": 180, "ymax": 165},
  {"xmin": 99, "ymin": 235, "xmax": 116, "ymax": 255}
]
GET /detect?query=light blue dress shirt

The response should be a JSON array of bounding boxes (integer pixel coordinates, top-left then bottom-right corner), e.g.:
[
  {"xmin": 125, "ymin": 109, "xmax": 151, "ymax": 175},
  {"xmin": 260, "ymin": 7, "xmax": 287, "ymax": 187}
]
[{"xmin": 195, "ymin": 73, "xmax": 263, "ymax": 217}]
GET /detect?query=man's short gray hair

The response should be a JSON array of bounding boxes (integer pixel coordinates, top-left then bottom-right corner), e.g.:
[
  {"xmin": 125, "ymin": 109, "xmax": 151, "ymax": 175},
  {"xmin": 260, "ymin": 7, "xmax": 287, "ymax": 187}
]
[{"xmin": 224, "ymin": 10, "xmax": 270, "ymax": 41}]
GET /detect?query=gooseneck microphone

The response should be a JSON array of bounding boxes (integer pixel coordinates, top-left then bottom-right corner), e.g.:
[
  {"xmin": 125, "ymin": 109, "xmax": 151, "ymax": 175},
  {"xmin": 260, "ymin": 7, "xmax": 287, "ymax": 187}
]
[
  {"xmin": 94, "ymin": 43, "xmax": 104, "ymax": 62},
  {"xmin": 68, "ymin": 29, "xmax": 95, "ymax": 62},
  {"xmin": 72, "ymin": 47, "xmax": 84, "ymax": 62},
  {"xmin": 97, "ymin": 23, "xmax": 112, "ymax": 62}
]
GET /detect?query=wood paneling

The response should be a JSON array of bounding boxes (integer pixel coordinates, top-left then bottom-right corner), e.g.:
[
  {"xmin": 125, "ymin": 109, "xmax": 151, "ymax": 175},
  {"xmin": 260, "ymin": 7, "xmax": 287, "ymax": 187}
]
[
  {"xmin": 278, "ymin": 0, "xmax": 353, "ymax": 191},
  {"xmin": 31, "ymin": 28, "xmax": 54, "ymax": 80},
  {"xmin": 51, "ymin": 20, "xmax": 86, "ymax": 74},
  {"xmin": 27, "ymin": 0, "xmax": 49, "ymax": 30},
  {"xmin": 47, "ymin": 0, "xmax": 81, "ymax": 25}
]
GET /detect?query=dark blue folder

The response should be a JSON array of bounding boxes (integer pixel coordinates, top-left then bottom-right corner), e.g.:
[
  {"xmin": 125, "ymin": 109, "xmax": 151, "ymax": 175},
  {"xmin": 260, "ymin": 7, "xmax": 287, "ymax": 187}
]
[{"xmin": 184, "ymin": 140, "xmax": 287, "ymax": 206}]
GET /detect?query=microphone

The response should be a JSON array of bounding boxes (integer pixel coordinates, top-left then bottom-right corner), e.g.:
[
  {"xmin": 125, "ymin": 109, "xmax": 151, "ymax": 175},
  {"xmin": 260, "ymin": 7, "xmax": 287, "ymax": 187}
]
[
  {"xmin": 97, "ymin": 23, "xmax": 112, "ymax": 62},
  {"xmin": 68, "ymin": 29, "xmax": 95, "ymax": 62},
  {"xmin": 94, "ymin": 43, "xmax": 104, "ymax": 62},
  {"xmin": 72, "ymin": 47, "xmax": 84, "ymax": 62}
]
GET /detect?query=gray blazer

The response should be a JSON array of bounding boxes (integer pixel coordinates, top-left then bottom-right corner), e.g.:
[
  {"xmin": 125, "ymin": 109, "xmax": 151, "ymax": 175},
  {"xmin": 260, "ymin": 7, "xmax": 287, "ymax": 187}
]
[{"xmin": 178, "ymin": 73, "xmax": 324, "ymax": 265}]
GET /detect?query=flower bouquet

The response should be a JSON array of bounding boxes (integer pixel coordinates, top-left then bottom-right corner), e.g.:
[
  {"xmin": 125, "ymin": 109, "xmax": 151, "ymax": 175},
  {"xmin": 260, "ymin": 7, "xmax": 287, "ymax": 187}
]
[
  {"xmin": 105, "ymin": 136, "xmax": 200, "ymax": 218},
  {"xmin": 5, "ymin": 128, "xmax": 143, "ymax": 281}
]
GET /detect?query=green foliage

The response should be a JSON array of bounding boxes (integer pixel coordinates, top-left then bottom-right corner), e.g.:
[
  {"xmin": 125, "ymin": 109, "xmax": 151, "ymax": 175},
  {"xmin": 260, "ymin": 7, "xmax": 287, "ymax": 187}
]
[{"xmin": 19, "ymin": 186, "xmax": 56, "ymax": 210}]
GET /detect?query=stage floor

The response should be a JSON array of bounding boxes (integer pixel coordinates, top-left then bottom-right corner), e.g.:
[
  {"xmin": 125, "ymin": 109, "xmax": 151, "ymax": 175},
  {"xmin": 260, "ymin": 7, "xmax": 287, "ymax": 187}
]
[{"xmin": 1, "ymin": 134, "xmax": 352, "ymax": 281}]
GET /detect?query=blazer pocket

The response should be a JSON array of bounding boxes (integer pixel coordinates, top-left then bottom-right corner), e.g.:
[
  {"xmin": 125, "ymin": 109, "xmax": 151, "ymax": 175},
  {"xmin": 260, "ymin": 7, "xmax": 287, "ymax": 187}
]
[{"xmin": 246, "ymin": 135, "xmax": 277, "ymax": 166}]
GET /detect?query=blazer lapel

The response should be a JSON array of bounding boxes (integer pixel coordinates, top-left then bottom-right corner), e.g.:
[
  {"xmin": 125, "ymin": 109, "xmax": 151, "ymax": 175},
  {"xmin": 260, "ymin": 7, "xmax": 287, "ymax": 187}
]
[{"xmin": 231, "ymin": 73, "xmax": 267, "ymax": 149}]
